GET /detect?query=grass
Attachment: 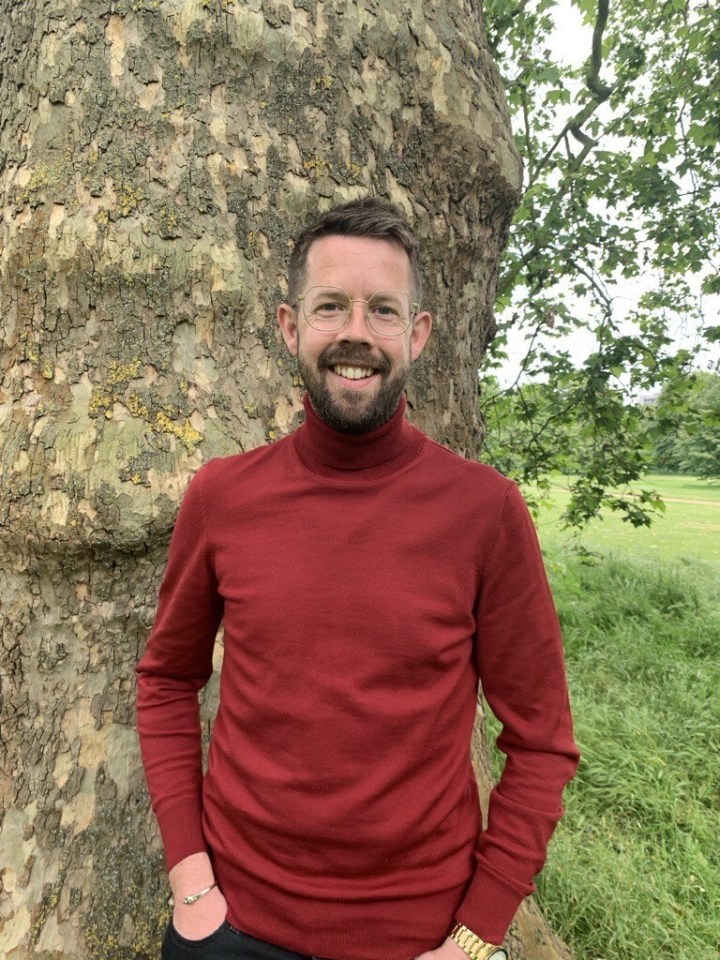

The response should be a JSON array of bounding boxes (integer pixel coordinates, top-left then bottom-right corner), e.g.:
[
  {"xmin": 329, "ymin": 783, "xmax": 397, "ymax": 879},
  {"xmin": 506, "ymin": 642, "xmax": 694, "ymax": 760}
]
[
  {"xmin": 485, "ymin": 475, "xmax": 720, "ymax": 959},
  {"xmin": 536, "ymin": 473, "xmax": 720, "ymax": 567},
  {"xmin": 636, "ymin": 474, "xmax": 720, "ymax": 501}
]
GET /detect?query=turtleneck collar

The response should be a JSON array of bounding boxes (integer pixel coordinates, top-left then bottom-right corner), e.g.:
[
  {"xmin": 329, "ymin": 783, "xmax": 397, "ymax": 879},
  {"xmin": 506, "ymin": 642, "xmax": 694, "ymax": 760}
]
[{"xmin": 292, "ymin": 393, "xmax": 425, "ymax": 481}]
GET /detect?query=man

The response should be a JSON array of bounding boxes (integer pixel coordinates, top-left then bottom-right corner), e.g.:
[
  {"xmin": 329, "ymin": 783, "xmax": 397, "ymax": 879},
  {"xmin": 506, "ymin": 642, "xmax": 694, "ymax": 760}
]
[{"xmin": 136, "ymin": 197, "xmax": 579, "ymax": 960}]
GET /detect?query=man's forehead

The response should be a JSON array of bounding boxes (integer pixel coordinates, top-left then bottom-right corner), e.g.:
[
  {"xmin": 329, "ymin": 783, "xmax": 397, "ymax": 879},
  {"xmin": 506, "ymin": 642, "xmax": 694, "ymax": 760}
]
[{"xmin": 304, "ymin": 234, "xmax": 412, "ymax": 282}]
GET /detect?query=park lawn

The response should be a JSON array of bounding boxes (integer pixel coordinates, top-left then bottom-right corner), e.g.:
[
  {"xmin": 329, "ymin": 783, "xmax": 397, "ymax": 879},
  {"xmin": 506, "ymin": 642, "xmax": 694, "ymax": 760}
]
[
  {"xmin": 636, "ymin": 473, "xmax": 720, "ymax": 502},
  {"xmin": 534, "ymin": 473, "xmax": 720, "ymax": 568},
  {"xmin": 530, "ymin": 551, "xmax": 720, "ymax": 960},
  {"xmin": 484, "ymin": 474, "xmax": 720, "ymax": 959}
]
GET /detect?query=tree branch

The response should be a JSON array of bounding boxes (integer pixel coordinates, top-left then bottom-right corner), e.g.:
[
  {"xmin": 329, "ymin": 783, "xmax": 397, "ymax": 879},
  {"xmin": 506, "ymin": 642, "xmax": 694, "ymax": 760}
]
[
  {"xmin": 526, "ymin": 0, "xmax": 615, "ymax": 183},
  {"xmin": 566, "ymin": 257, "xmax": 614, "ymax": 315},
  {"xmin": 497, "ymin": 137, "xmax": 597, "ymax": 299},
  {"xmin": 532, "ymin": 97, "xmax": 603, "ymax": 183},
  {"xmin": 586, "ymin": 0, "xmax": 613, "ymax": 99},
  {"xmin": 521, "ymin": 85, "xmax": 536, "ymax": 185},
  {"xmin": 569, "ymin": 124, "xmax": 597, "ymax": 147}
]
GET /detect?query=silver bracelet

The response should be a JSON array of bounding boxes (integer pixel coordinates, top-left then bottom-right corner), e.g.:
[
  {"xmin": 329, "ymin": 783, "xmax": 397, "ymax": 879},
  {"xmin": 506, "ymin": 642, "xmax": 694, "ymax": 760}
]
[{"xmin": 169, "ymin": 882, "xmax": 218, "ymax": 907}]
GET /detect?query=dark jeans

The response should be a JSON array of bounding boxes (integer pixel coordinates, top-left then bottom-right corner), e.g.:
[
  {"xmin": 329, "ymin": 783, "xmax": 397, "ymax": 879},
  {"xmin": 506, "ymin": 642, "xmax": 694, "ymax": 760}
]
[{"xmin": 161, "ymin": 920, "xmax": 321, "ymax": 960}]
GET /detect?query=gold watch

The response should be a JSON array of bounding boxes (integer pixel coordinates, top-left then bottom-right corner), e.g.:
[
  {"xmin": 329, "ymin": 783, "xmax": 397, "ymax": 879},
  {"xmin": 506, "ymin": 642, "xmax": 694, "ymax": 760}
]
[{"xmin": 450, "ymin": 922, "xmax": 508, "ymax": 960}]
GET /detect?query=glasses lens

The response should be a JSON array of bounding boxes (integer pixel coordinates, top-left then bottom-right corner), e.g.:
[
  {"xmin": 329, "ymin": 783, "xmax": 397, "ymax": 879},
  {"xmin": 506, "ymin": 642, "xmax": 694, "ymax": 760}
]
[
  {"xmin": 300, "ymin": 288, "xmax": 413, "ymax": 336},
  {"xmin": 366, "ymin": 291, "xmax": 411, "ymax": 336},
  {"xmin": 302, "ymin": 287, "xmax": 350, "ymax": 330}
]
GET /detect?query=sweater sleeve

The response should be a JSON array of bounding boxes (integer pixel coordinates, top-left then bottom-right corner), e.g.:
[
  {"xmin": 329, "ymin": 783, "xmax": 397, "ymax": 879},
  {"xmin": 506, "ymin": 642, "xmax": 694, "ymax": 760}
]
[
  {"xmin": 135, "ymin": 465, "xmax": 224, "ymax": 871},
  {"xmin": 456, "ymin": 482, "xmax": 580, "ymax": 943}
]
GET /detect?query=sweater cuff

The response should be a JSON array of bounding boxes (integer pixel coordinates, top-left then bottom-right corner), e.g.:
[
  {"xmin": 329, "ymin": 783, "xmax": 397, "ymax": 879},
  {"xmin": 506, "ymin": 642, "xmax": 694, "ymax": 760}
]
[
  {"xmin": 156, "ymin": 799, "xmax": 208, "ymax": 872},
  {"xmin": 455, "ymin": 857, "xmax": 533, "ymax": 944}
]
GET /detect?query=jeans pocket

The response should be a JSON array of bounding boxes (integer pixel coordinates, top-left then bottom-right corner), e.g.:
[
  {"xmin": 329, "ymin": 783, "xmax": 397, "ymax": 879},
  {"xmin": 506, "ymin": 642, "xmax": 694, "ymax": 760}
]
[{"xmin": 161, "ymin": 918, "xmax": 230, "ymax": 959}]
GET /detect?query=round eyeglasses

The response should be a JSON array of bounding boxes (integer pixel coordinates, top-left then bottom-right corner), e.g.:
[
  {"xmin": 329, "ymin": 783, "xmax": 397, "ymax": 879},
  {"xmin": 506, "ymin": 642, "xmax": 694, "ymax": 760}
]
[{"xmin": 295, "ymin": 287, "xmax": 419, "ymax": 337}]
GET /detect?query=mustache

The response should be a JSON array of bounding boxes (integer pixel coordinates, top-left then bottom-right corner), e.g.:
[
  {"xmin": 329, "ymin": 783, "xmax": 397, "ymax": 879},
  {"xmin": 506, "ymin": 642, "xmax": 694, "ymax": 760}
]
[{"xmin": 319, "ymin": 346, "xmax": 390, "ymax": 374}]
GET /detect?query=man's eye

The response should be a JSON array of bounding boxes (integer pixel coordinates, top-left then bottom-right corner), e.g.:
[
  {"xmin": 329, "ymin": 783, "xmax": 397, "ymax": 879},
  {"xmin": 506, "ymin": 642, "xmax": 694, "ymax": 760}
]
[
  {"xmin": 316, "ymin": 301, "xmax": 345, "ymax": 313},
  {"xmin": 370, "ymin": 302, "xmax": 402, "ymax": 319}
]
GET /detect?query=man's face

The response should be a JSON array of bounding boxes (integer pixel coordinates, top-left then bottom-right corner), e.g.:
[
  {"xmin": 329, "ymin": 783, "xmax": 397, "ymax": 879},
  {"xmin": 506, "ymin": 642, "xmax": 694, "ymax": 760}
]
[{"xmin": 278, "ymin": 235, "xmax": 431, "ymax": 433}]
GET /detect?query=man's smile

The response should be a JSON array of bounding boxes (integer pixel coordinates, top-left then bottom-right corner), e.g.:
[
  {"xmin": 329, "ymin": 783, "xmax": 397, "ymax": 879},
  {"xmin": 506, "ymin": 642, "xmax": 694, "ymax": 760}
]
[{"xmin": 329, "ymin": 364, "xmax": 377, "ymax": 381}]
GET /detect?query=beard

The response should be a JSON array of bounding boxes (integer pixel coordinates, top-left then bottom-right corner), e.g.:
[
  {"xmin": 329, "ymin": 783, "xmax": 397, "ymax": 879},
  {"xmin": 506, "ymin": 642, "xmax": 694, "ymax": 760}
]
[{"xmin": 297, "ymin": 341, "xmax": 409, "ymax": 435}]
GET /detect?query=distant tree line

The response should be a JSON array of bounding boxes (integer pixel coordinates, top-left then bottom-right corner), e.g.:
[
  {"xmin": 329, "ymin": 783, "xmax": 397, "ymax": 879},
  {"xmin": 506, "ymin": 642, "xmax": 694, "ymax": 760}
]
[
  {"xmin": 650, "ymin": 371, "xmax": 720, "ymax": 479},
  {"xmin": 481, "ymin": 369, "xmax": 720, "ymax": 527}
]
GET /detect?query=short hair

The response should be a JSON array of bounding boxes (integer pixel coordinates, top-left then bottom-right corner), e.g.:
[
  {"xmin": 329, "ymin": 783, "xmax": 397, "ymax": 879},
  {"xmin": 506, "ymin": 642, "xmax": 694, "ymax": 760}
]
[{"xmin": 287, "ymin": 197, "xmax": 423, "ymax": 305}]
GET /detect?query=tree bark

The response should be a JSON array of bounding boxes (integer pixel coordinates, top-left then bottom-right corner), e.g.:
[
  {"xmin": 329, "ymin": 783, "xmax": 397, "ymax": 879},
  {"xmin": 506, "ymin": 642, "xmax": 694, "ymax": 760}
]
[{"xmin": 0, "ymin": 2, "xmax": 568, "ymax": 958}]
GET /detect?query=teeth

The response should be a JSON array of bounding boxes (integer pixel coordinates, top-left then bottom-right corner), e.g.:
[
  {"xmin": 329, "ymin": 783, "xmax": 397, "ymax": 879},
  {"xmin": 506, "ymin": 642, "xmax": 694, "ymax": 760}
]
[{"xmin": 333, "ymin": 365, "xmax": 375, "ymax": 380}]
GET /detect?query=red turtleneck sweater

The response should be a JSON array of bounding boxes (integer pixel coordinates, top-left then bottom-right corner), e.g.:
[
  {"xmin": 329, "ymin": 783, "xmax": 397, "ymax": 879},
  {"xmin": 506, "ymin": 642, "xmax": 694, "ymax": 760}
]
[{"xmin": 136, "ymin": 396, "xmax": 578, "ymax": 959}]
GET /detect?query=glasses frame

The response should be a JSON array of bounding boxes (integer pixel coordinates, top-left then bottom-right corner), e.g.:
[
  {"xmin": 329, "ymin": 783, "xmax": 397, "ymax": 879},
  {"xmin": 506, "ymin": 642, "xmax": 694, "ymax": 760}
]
[{"xmin": 294, "ymin": 286, "xmax": 421, "ymax": 338}]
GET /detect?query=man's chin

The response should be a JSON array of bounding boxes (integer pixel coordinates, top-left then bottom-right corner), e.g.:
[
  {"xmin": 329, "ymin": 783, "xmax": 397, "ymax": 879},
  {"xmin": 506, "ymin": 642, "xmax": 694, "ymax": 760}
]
[
  {"xmin": 307, "ymin": 382, "xmax": 402, "ymax": 435},
  {"xmin": 317, "ymin": 400, "xmax": 386, "ymax": 435}
]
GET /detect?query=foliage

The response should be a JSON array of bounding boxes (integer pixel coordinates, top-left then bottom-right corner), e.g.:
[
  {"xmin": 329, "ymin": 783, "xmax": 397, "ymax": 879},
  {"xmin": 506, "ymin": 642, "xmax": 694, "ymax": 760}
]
[
  {"xmin": 481, "ymin": 0, "xmax": 720, "ymax": 525},
  {"xmin": 650, "ymin": 370, "xmax": 720, "ymax": 477},
  {"xmin": 482, "ymin": 374, "xmax": 665, "ymax": 526}
]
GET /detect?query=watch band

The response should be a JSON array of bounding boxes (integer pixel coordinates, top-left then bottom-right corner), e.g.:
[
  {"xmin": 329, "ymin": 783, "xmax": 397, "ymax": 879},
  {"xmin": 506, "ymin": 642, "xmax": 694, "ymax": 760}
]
[{"xmin": 450, "ymin": 922, "xmax": 508, "ymax": 960}]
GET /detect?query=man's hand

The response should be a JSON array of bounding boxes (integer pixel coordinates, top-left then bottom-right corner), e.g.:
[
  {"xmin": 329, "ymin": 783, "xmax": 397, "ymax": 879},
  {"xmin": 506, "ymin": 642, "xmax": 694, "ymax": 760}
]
[
  {"xmin": 416, "ymin": 936, "xmax": 468, "ymax": 960},
  {"xmin": 169, "ymin": 852, "xmax": 227, "ymax": 940}
]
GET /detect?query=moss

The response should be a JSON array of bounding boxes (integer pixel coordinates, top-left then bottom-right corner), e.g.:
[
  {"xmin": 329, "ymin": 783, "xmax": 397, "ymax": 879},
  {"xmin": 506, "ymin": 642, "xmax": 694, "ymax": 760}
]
[
  {"xmin": 125, "ymin": 392, "xmax": 150, "ymax": 419},
  {"xmin": 107, "ymin": 360, "xmax": 142, "ymax": 387},
  {"xmin": 153, "ymin": 412, "xmax": 202, "ymax": 450},
  {"xmin": 29, "ymin": 875, "xmax": 65, "ymax": 952},
  {"xmin": 303, "ymin": 156, "xmax": 331, "ymax": 178},
  {"xmin": 88, "ymin": 390, "xmax": 114, "ymax": 418},
  {"xmin": 17, "ymin": 154, "xmax": 74, "ymax": 206},
  {"xmin": 114, "ymin": 184, "xmax": 146, "ymax": 219}
]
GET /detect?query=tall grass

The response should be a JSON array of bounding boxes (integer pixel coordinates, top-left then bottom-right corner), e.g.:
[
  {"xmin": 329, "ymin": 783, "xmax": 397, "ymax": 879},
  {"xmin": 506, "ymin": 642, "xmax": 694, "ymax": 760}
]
[{"xmin": 487, "ymin": 552, "xmax": 720, "ymax": 959}]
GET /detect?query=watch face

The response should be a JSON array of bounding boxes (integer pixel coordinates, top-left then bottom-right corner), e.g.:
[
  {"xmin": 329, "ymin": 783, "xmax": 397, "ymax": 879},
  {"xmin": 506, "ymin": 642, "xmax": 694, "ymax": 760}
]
[{"xmin": 489, "ymin": 951, "xmax": 508, "ymax": 960}]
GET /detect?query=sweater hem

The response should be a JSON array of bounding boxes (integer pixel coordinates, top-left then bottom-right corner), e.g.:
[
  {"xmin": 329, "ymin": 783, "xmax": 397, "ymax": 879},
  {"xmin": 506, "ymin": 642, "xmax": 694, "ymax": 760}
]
[{"xmin": 217, "ymin": 860, "xmax": 467, "ymax": 960}]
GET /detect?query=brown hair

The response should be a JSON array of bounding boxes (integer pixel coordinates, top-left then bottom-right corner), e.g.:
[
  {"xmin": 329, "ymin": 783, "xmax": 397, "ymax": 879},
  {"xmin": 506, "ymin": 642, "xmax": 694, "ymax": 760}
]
[{"xmin": 287, "ymin": 197, "xmax": 423, "ymax": 305}]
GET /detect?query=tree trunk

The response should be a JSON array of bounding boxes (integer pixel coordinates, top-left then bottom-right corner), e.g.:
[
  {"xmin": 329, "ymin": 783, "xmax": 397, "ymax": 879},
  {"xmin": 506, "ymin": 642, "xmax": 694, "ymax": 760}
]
[{"xmin": 0, "ymin": 2, "xmax": 568, "ymax": 958}]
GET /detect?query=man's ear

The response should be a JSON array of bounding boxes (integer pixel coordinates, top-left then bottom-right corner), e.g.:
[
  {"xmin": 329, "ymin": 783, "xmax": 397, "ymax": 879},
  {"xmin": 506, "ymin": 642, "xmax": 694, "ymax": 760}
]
[
  {"xmin": 410, "ymin": 310, "xmax": 432, "ymax": 362},
  {"xmin": 277, "ymin": 303, "xmax": 299, "ymax": 356}
]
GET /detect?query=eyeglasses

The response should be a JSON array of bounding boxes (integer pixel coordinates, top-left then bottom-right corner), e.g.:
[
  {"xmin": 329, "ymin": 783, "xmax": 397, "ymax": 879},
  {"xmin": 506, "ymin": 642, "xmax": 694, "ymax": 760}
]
[{"xmin": 295, "ymin": 286, "xmax": 419, "ymax": 337}]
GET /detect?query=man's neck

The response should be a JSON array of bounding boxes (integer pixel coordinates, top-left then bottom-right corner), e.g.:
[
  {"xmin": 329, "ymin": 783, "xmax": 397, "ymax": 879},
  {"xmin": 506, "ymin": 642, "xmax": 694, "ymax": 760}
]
[{"xmin": 293, "ymin": 392, "xmax": 423, "ymax": 481}]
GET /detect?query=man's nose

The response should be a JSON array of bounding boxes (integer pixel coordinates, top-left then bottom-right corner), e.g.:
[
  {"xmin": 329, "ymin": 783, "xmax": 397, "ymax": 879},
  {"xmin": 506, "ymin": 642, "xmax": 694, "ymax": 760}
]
[{"xmin": 339, "ymin": 300, "xmax": 373, "ymax": 340}]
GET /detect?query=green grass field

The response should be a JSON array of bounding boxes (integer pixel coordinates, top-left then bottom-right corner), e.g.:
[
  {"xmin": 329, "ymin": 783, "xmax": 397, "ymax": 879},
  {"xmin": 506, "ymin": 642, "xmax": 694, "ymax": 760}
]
[
  {"xmin": 486, "ymin": 474, "xmax": 720, "ymax": 959},
  {"xmin": 536, "ymin": 473, "xmax": 720, "ymax": 568}
]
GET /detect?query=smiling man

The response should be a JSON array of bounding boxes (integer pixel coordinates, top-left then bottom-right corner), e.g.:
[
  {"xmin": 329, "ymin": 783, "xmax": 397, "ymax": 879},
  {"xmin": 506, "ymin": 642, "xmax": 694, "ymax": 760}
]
[
  {"xmin": 136, "ymin": 198, "xmax": 579, "ymax": 960},
  {"xmin": 278, "ymin": 230, "xmax": 431, "ymax": 434}
]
